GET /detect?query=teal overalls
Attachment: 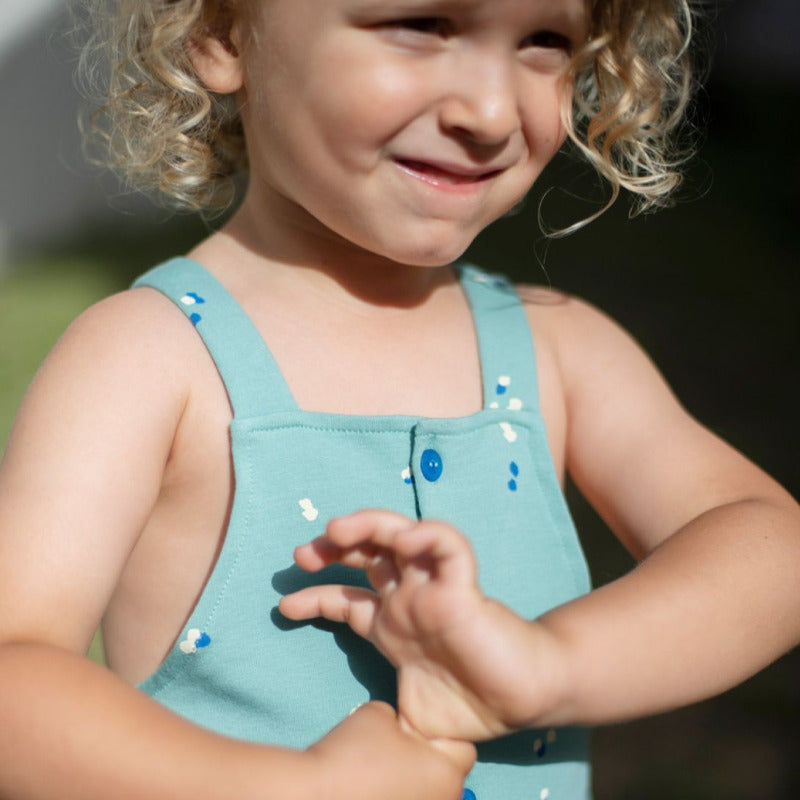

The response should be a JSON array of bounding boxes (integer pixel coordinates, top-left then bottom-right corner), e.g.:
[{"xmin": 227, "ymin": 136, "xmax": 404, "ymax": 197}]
[{"xmin": 134, "ymin": 257, "xmax": 593, "ymax": 799}]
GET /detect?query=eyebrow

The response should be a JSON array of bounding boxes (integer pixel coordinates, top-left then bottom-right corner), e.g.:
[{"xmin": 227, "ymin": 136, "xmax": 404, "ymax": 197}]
[
  {"xmin": 348, "ymin": 0, "xmax": 586, "ymax": 22},
  {"xmin": 347, "ymin": 0, "xmax": 483, "ymax": 13},
  {"xmin": 345, "ymin": 0, "xmax": 588, "ymax": 41}
]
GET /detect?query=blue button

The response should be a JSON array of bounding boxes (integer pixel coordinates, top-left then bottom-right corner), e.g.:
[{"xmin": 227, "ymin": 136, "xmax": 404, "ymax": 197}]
[
  {"xmin": 462, "ymin": 789, "xmax": 477, "ymax": 800},
  {"xmin": 420, "ymin": 449, "xmax": 443, "ymax": 482}
]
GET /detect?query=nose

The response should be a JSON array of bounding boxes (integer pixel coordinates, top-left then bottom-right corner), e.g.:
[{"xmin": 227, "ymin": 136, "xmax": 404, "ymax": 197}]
[{"xmin": 438, "ymin": 50, "xmax": 520, "ymax": 147}]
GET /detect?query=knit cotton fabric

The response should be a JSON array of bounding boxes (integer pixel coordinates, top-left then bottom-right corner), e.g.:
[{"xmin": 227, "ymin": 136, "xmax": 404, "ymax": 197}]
[{"xmin": 133, "ymin": 258, "xmax": 593, "ymax": 800}]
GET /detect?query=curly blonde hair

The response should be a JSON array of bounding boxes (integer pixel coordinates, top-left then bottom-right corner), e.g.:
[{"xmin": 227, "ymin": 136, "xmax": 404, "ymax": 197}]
[
  {"xmin": 80, "ymin": 0, "xmax": 699, "ymax": 218},
  {"xmin": 80, "ymin": 0, "xmax": 248, "ymax": 211},
  {"xmin": 560, "ymin": 0, "xmax": 698, "ymax": 228}
]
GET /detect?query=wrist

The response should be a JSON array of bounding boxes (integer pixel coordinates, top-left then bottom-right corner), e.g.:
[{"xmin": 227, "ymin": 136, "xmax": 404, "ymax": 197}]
[
  {"xmin": 518, "ymin": 614, "xmax": 577, "ymax": 728},
  {"xmin": 464, "ymin": 599, "xmax": 574, "ymax": 732},
  {"xmin": 305, "ymin": 740, "xmax": 335, "ymax": 800}
]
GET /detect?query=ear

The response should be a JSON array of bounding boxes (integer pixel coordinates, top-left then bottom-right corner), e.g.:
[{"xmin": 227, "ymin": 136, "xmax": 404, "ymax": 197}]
[{"xmin": 189, "ymin": 16, "xmax": 244, "ymax": 95}]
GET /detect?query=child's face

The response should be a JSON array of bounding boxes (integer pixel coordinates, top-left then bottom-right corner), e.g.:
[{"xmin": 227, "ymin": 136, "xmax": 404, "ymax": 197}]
[{"xmin": 236, "ymin": 0, "xmax": 587, "ymax": 265}]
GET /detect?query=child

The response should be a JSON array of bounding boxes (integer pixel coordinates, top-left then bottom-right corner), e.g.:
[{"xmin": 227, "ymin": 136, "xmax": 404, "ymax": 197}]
[{"xmin": 1, "ymin": 1, "xmax": 798, "ymax": 800}]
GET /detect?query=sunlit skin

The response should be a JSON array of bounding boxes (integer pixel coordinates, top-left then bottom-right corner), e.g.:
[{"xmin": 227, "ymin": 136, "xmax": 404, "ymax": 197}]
[
  {"xmin": 214, "ymin": 0, "xmax": 587, "ymax": 293},
  {"xmin": 0, "ymin": 0, "xmax": 799, "ymax": 798}
]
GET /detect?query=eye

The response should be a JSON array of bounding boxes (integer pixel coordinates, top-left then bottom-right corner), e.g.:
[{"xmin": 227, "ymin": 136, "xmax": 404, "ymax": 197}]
[{"xmin": 521, "ymin": 30, "xmax": 573, "ymax": 54}]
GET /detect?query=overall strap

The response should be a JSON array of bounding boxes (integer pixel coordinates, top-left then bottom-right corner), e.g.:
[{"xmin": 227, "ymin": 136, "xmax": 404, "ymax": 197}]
[
  {"xmin": 133, "ymin": 257, "xmax": 297, "ymax": 418},
  {"xmin": 459, "ymin": 265, "xmax": 541, "ymax": 413}
]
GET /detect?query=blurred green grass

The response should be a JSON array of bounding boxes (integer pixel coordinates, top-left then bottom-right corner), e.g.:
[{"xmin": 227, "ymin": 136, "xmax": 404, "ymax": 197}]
[{"xmin": 0, "ymin": 256, "xmax": 125, "ymax": 451}]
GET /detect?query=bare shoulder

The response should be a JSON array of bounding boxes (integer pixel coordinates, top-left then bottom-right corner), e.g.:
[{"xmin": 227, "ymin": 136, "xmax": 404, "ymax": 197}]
[
  {"xmin": 516, "ymin": 283, "xmax": 677, "ymax": 409},
  {"xmin": 516, "ymin": 284, "xmax": 644, "ymax": 367},
  {"xmin": 516, "ymin": 283, "xmax": 791, "ymax": 557},
  {"xmin": 0, "ymin": 286, "xmax": 211, "ymax": 653},
  {"xmin": 9, "ymin": 285, "xmax": 215, "ymax": 450},
  {"xmin": 52, "ymin": 285, "xmax": 204, "ymax": 372}
]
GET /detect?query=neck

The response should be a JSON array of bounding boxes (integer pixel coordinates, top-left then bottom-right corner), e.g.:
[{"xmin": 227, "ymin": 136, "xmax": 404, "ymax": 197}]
[{"xmin": 216, "ymin": 192, "xmax": 458, "ymax": 311}]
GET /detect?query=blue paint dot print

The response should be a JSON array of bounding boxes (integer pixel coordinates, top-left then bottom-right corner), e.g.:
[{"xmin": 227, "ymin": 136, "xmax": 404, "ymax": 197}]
[
  {"xmin": 401, "ymin": 467, "xmax": 414, "ymax": 485},
  {"xmin": 462, "ymin": 790, "xmax": 477, "ymax": 800},
  {"xmin": 180, "ymin": 628, "xmax": 211, "ymax": 654},
  {"xmin": 181, "ymin": 292, "xmax": 206, "ymax": 325},
  {"xmin": 508, "ymin": 461, "xmax": 519, "ymax": 491},
  {"xmin": 496, "ymin": 375, "xmax": 511, "ymax": 395}
]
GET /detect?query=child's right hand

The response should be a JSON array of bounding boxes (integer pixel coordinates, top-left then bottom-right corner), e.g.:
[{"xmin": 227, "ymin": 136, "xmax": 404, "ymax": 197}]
[
  {"xmin": 310, "ymin": 701, "xmax": 475, "ymax": 800},
  {"xmin": 280, "ymin": 510, "xmax": 564, "ymax": 742}
]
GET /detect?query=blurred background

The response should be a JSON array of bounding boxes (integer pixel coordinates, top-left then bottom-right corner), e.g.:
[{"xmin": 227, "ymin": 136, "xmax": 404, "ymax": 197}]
[{"xmin": 1, "ymin": 1, "xmax": 798, "ymax": 797}]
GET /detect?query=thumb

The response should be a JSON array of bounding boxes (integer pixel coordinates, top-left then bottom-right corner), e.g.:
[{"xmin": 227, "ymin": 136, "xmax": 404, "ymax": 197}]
[
  {"xmin": 431, "ymin": 737, "xmax": 477, "ymax": 775},
  {"xmin": 398, "ymin": 714, "xmax": 476, "ymax": 775}
]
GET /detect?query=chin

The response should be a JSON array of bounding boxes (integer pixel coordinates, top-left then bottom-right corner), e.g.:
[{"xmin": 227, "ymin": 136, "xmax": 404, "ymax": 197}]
[
  {"xmin": 376, "ymin": 229, "xmax": 478, "ymax": 268},
  {"xmin": 386, "ymin": 246, "xmax": 471, "ymax": 269}
]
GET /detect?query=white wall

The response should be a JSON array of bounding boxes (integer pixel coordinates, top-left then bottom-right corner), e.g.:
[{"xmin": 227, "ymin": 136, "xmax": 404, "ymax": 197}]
[
  {"xmin": 0, "ymin": 0, "xmax": 59, "ymax": 54},
  {"xmin": 0, "ymin": 2, "xmax": 151, "ymax": 267}
]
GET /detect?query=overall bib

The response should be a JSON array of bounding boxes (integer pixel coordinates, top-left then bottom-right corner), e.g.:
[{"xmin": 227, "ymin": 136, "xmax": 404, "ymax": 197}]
[{"xmin": 134, "ymin": 258, "xmax": 593, "ymax": 799}]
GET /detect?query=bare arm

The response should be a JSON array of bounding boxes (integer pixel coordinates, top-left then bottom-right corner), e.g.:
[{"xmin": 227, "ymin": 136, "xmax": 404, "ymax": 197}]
[
  {"xmin": 0, "ymin": 292, "xmax": 472, "ymax": 799},
  {"xmin": 537, "ymin": 495, "xmax": 800, "ymax": 725},
  {"xmin": 534, "ymin": 295, "xmax": 800, "ymax": 724},
  {"xmin": 0, "ymin": 643, "xmax": 310, "ymax": 800},
  {"xmin": 281, "ymin": 295, "xmax": 800, "ymax": 738},
  {"xmin": 0, "ymin": 643, "xmax": 475, "ymax": 800}
]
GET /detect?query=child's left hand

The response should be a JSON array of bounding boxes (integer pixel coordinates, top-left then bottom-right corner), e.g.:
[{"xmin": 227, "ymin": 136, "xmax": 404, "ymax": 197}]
[{"xmin": 279, "ymin": 509, "xmax": 562, "ymax": 742}]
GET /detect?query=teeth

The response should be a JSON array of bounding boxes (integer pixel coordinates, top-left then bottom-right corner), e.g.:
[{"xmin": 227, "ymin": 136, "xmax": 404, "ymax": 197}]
[
  {"xmin": 404, "ymin": 160, "xmax": 458, "ymax": 179},
  {"xmin": 405, "ymin": 160, "xmax": 446, "ymax": 175},
  {"xmin": 397, "ymin": 159, "xmax": 490, "ymax": 185}
]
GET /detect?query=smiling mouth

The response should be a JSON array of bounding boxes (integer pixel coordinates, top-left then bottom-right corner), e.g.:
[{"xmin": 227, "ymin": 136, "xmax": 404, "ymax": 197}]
[{"xmin": 394, "ymin": 158, "xmax": 503, "ymax": 188}]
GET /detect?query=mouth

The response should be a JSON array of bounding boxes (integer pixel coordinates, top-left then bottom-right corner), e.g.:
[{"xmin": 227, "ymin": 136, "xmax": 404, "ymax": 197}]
[{"xmin": 393, "ymin": 158, "xmax": 503, "ymax": 188}]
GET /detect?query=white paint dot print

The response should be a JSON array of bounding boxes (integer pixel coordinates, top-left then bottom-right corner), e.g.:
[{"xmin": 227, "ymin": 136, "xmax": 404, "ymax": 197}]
[
  {"xmin": 298, "ymin": 498, "xmax": 319, "ymax": 522},
  {"xmin": 500, "ymin": 422, "xmax": 518, "ymax": 443},
  {"xmin": 179, "ymin": 628, "xmax": 211, "ymax": 654}
]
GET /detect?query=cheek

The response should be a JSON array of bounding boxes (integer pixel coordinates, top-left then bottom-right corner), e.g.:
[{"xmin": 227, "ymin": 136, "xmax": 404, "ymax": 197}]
[
  {"xmin": 305, "ymin": 49, "xmax": 427, "ymax": 144},
  {"xmin": 522, "ymin": 82, "xmax": 569, "ymax": 164}
]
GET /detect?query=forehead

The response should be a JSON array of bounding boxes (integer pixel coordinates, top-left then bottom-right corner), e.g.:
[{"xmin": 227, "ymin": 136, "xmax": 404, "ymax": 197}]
[
  {"xmin": 357, "ymin": 0, "xmax": 583, "ymax": 14},
  {"xmin": 264, "ymin": 0, "xmax": 587, "ymax": 21}
]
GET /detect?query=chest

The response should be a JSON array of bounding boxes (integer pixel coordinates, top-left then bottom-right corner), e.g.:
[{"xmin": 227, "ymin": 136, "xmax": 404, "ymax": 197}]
[{"xmin": 105, "ymin": 261, "xmax": 569, "ymax": 684}]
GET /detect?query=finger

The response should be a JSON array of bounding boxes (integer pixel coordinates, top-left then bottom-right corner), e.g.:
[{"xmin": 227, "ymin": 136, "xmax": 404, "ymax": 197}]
[
  {"xmin": 325, "ymin": 509, "xmax": 417, "ymax": 551},
  {"xmin": 347, "ymin": 700, "xmax": 395, "ymax": 721},
  {"xmin": 365, "ymin": 551, "xmax": 400, "ymax": 594},
  {"xmin": 278, "ymin": 585, "xmax": 379, "ymax": 638},
  {"xmin": 294, "ymin": 510, "xmax": 418, "ymax": 573},
  {"xmin": 393, "ymin": 520, "xmax": 478, "ymax": 586},
  {"xmin": 294, "ymin": 538, "xmax": 379, "ymax": 572},
  {"xmin": 397, "ymin": 715, "xmax": 477, "ymax": 774},
  {"xmin": 293, "ymin": 537, "xmax": 400, "ymax": 593},
  {"xmin": 428, "ymin": 738, "xmax": 478, "ymax": 775}
]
